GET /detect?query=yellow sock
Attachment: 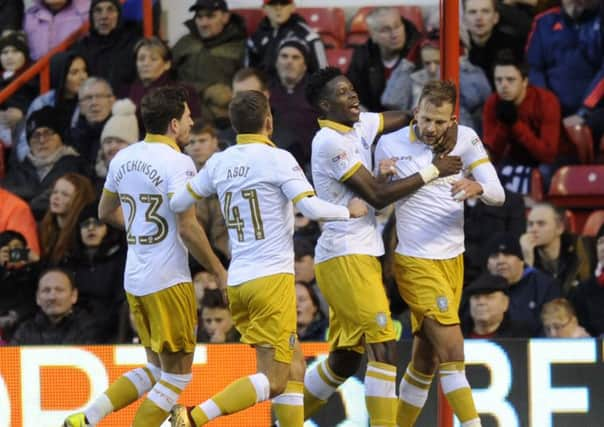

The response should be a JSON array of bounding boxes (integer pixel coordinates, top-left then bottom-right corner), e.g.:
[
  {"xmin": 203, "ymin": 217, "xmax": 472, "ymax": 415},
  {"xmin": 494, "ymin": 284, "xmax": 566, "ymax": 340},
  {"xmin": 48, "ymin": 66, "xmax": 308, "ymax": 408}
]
[
  {"xmin": 104, "ymin": 376, "xmax": 141, "ymax": 410},
  {"xmin": 365, "ymin": 361, "xmax": 398, "ymax": 426},
  {"xmin": 133, "ymin": 372, "xmax": 190, "ymax": 427},
  {"xmin": 191, "ymin": 373, "xmax": 270, "ymax": 426},
  {"xmin": 397, "ymin": 363, "xmax": 434, "ymax": 427},
  {"xmin": 303, "ymin": 359, "xmax": 346, "ymax": 419},
  {"xmin": 273, "ymin": 381, "xmax": 304, "ymax": 427},
  {"xmin": 439, "ymin": 362, "xmax": 480, "ymax": 425}
]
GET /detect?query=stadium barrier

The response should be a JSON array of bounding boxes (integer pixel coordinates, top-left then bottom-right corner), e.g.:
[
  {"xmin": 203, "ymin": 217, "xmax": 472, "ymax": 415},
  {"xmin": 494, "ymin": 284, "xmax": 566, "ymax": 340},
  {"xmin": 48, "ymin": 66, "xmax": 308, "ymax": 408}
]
[{"xmin": 0, "ymin": 339, "xmax": 601, "ymax": 427}]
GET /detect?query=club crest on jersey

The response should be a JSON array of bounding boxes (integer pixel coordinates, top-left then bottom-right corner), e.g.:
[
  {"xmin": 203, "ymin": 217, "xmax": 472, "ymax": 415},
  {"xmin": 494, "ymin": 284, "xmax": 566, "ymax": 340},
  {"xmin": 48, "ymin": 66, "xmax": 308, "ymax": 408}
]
[
  {"xmin": 289, "ymin": 333, "xmax": 296, "ymax": 349},
  {"xmin": 436, "ymin": 296, "xmax": 448, "ymax": 313},
  {"xmin": 376, "ymin": 312, "xmax": 388, "ymax": 328}
]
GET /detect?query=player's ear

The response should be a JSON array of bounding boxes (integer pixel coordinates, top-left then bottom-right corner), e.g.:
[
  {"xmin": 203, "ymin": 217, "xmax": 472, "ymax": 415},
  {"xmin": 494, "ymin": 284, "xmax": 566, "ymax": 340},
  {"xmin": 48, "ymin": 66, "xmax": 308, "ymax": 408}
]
[
  {"xmin": 450, "ymin": 115, "xmax": 457, "ymax": 125},
  {"xmin": 318, "ymin": 99, "xmax": 329, "ymax": 114}
]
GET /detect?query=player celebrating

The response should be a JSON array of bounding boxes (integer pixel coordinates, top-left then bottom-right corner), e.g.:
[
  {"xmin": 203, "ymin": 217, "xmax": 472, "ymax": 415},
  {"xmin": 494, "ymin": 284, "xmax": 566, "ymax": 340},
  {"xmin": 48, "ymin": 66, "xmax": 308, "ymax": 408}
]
[
  {"xmin": 375, "ymin": 80, "xmax": 504, "ymax": 427},
  {"xmin": 302, "ymin": 67, "xmax": 462, "ymax": 426},
  {"xmin": 168, "ymin": 90, "xmax": 367, "ymax": 427},
  {"xmin": 63, "ymin": 86, "xmax": 226, "ymax": 427}
]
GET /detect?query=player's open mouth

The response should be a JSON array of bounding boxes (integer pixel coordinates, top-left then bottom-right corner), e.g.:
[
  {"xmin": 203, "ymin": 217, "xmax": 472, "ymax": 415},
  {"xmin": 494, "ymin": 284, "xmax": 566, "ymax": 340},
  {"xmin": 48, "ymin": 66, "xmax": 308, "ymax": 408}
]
[{"xmin": 349, "ymin": 102, "xmax": 360, "ymax": 115}]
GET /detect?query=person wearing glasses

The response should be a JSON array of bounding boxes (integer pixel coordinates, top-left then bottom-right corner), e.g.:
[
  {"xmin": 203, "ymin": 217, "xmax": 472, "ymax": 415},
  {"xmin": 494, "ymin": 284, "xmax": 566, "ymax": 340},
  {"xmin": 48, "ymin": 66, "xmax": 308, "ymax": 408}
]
[
  {"xmin": 541, "ymin": 298, "xmax": 590, "ymax": 338},
  {"xmin": 2, "ymin": 107, "xmax": 88, "ymax": 219}
]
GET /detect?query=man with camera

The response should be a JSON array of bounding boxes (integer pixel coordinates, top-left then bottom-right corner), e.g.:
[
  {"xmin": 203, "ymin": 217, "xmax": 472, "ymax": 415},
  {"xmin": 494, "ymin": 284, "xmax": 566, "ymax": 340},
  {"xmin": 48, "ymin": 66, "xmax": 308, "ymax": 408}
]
[{"xmin": 0, "ymin": 230, "xmax": 40, "ymax": 342}]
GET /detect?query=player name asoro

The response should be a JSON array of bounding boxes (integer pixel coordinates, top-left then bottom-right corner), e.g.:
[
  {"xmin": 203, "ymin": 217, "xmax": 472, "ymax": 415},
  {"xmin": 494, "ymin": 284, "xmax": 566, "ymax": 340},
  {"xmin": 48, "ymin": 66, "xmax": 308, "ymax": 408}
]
[
  {"xmin": 226, "ymin": 166, "xmax": 250, "ymax": 179},
  {"xmin": 114, "ymin": 160, "xmax": 164, "ymax": 187}
]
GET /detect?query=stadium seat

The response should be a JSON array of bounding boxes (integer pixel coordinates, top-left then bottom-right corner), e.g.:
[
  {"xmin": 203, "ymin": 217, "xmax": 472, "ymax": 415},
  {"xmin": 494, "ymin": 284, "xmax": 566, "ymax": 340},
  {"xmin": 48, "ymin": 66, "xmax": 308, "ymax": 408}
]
[
  {"xmin": 582, "ymin": 210, "xmax": 604, "ymax": 236},
  {"xmin": 235, "ymin": 8, "xmax": 265, "ymax": 36},
  {"xmin": 548, "ymin": 165, "xmax": 604, "ymax": 208},
  {"xmin": 563, "ymin": 121, "xmax": 594, "ymax": 164},
  {"xmin": 327, "ymin": 48, "xmax": 353, "ymax": 73},
  {"xmin": 347, "ymin": 6, "xmax": 425, "ymax": 46},
  {"xmin": 564, "ymin": 209, "xmax": 577, "ymax": 233},
  {"xmin": 530, "ymin": 168, "xmax": 544, "ymax": 202},
  {"xmin": 297, "ymin": 7, "xmax": 346, "ymax": 48}
]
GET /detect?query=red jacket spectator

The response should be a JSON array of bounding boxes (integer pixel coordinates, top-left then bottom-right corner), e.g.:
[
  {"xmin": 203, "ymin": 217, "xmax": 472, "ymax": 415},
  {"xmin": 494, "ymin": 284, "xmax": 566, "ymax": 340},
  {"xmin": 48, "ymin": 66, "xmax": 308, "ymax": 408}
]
[
  {"xmin": 483, "ymin": 85, "xmax": 560, "ymax": 166},
  {"xmin": 0, "ymin": 187, "xmax": 40, "ymax": 255}
]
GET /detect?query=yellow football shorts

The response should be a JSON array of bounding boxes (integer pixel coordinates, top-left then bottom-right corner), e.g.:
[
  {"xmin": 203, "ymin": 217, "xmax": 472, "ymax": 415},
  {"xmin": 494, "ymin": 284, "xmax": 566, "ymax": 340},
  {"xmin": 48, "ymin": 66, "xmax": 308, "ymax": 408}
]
[
  {"xmin": 126, "ymin": 282, "xmax": 198, "ymax": 353},
  {"xmin": 227, "ymin": 273, "xmax": 297, "ymax": 364},
  {"xmin": 315, "ymin": 255, "xmax": 396, "ymax": 353},
  {"xmin": 393, "ymin": 253, "xmax": 464, "ymax": 334}
]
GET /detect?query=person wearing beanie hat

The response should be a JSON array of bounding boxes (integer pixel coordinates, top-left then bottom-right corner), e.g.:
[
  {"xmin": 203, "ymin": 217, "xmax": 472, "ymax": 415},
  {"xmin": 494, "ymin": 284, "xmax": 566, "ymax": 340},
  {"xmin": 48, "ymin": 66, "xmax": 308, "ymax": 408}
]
[
  {"xmin": 461, "ymin": 272, "xmax": 530, "ymax": 338},
  {"xmin": 94, "ymin": 98, "xmax": 139, "ymax": 181},
  {"xmin": 570, "ymin": 223, "xmax": 604, "ymax": 337},
  {"xmin": 0, "ymin": 31, "xmax": 37, "ymax": 149},
  {"xmin": 485, "ymin": 231, "xmax": 560, "ymax": 336},
  {"xmin": 23, "ymin": 0, "xmax": 89, "ymax": 61}
]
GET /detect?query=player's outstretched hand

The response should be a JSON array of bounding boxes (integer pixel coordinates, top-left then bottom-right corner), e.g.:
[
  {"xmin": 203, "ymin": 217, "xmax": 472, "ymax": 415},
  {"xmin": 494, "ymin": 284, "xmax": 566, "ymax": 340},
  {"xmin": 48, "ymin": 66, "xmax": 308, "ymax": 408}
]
[
  {"xmin": 433, "ymin": 155, "xmax": 462, "ymax": 177},
  {"xmin": 433, "ymin": 122, "xmax": 458, "ymax": 156},
  {"xmin": 348, "ymin": 197, "xmax": 368, "ymax": 218}
]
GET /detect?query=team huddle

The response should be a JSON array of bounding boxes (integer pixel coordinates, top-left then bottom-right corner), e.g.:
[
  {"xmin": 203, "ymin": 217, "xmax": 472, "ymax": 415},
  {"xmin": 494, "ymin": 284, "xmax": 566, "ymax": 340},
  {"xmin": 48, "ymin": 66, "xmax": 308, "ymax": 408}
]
[{"xmin": 63, "ymin": 67, "xmax": 504, "ymax": 427}]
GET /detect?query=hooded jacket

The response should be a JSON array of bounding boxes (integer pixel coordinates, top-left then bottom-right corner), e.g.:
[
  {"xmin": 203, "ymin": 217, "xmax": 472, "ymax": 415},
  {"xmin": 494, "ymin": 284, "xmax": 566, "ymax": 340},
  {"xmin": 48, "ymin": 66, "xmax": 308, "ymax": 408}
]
[
  {"xmin": 24, "ymin": 0, "xmax": 90, "ymax": 60},
  {"xmin": 72, "ymin": 0, "xmax": 141, "ymax": 92},
  {"xmin": 173, "ymin": 12, "xmax": 246, "ymax": 95}
]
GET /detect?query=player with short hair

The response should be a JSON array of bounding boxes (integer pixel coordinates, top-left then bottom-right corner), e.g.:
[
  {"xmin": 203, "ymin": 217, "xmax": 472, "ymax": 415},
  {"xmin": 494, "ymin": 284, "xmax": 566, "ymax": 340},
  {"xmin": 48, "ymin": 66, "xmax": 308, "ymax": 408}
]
[
  {"xmin": 375, "ymin": 80, "xmax": 504, "ymax": 426},
  {"xmin": 63, "ymin": 86, "xmax": 226, "ymax": 427},
  {"xmin": 168, "ymin": 89, "xmax": 367, "ymax": 427},
  {"xmin": 302, "ymin": 67, "xmax": 462, "ymax": 426}
]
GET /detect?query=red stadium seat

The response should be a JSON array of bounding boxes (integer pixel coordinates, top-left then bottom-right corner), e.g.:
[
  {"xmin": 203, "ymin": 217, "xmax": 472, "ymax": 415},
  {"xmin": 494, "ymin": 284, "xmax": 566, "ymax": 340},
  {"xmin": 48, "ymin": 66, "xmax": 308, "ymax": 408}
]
[
  {"xmin": 235, "ymin": 8, "xmax": 265, "ymax": 36},
  {"xmin": 297, "ymin": 7, "xmax": 346, "ymax": 48},
  {"xmin": 530, "ymin": 168, "xmax": 544, "ymax": 202},
  {"xmin": 582, "ymin": 210, "xmax": 604, "ymax": 236},
  {"xmin": 548, "ymin": 165, "xmax": 604, "ymax": 208},
  {"xmin": 347, "ymin": 6, "xmax": 425, "ymax": 46},
  {"xmin": 563, "ymin": 121, "xmax": 594, "ymax": 164},
  {"xmin": 327, "ymin": 48, "xmax": 353, "ymax": 73},
  {"xmin": 564, "ymin": 209, "xmax": 577, "ymax": 233}
]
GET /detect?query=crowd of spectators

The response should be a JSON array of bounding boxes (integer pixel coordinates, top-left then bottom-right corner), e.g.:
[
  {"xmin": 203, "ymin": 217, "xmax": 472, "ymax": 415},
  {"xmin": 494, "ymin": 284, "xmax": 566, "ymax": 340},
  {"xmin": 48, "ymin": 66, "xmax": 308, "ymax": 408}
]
[{"xmin": 0, "ymin": 0, "xmax": 603, "ymax": 345}]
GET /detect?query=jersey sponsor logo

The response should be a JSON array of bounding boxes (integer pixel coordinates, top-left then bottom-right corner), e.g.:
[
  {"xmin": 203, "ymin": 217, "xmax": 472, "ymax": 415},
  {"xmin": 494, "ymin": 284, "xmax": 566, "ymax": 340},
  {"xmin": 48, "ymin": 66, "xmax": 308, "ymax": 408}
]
[
  {"xmin": 470, "ymin": 137, "xmax": 481, "ymax": 146},
  {"xmin": 331, "ymin": 151, "xmax": 348, "ymax": 163},
  {"xmin": 393, "ymin": 155, "xmax": 413, "ymax": 161},
  {"xmin": 436, "ymin": 296, "xmax": 449, "ymax": 313}
]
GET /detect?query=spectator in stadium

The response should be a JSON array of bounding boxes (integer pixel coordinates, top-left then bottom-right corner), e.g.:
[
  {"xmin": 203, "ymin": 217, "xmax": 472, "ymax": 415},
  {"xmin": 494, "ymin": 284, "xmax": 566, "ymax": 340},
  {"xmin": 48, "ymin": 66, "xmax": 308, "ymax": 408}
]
[
  {"xmin": 381, "ymin": 36, "xmax": 491, "ymax": 131},
  {"xmin": 93, "ymin": 98, "xmax": 139, "ymax": 190},
  {"xmin": 527, "ymin": 0, "xmax": 604, "ymax": 144},
  {"xmin": 464, "ymin": 188, "xmax": 526, "ymax": 284},
  {"xmin": 232, "ymin": 66, "xmax": 270, "ymax": 97},
  {"xmin": 2, "ymin": 107, "xmax": 88, "ymax": 219},
  {"xmin": 39, "ymin": 173, "xmax": 96, "ymax": 266},
  {"xmin": 72, "ymin": 0, "xmax": 141, "ymax": 92},
  {"xmin": 294, "ymin": 238, "xmax": 315, "ymax": 286},
  {"xmin": 24, "ymin": 0, "xmax": 90, "ymax": 61},
  {"xmin": 197, "ymin": 288, "xmax": 239, "ymax": 343},
  {"xmin": 463, "ymin": 0, "xmax": 525, "ymax": 88},
  {"xmin": 0, "ymin": 32, "xmax": 37, "ymax": 150},
  {"xmin": 10, "ymin": 267, "xmax": 102, "ymax": 345},
  {"xmin": 63, "ymin": 201, "xmax": 126, "ymax": 342},
  {"xmin": 486, "ymin": 232, "xmax": 560, "ymax": 336},
  {"xmin": 483, "ymin": 49, "xmax": 561, "ymax": 194},
  {"xmin": 520, "ymin": 202, "xmax": 595, "ymax": 296},
  {"xmin": 348, "ymin": 6, "xmax": 423, "ymax": 111},
  {"xmin": 0, "ymin": 186, "xmax": 40, "ymax": 254},
  {"xmin": 247, "ymin": 0, "xmax": 327, "ymax": 78},
  {"xmin": 172, "ymin": 0, "xmax": 246, "ymax": 97},
  {"xmin": 192, "ymin": 267, "xmax": 219, "ymax": 304},
  {"xmin": 200, "ymin": 82, "xmax": 232, "ymax": 136},
  {"xmin": 0, "ymin": 0, "xmax": 24, "ymax": 35},
  {"xmin": 0, "ymin": 230, "xmax": 40, "ymax": 342},
  {"xmin": 461, "ymin": 272, "xmax": 530, "ymax": 338},
  {"xmin": 269, "ymin": 37, "xmax": 318, "ymax": 168},
  {"xmin": 570, "ymin": 224, "xmax": 604, "ymax": 337},
  {"xmin": 69, "ymin": 77, "xmax": 116, "ymax": 171},
  {"xmin": 15, "ymin": 51, "xmax": 89, "ymax": 161},
  {"xmin": 121, "ymin": 36, "xmax": 201, "ymax": 130},
  {"xmin": 541, "ymin": 297, "xmax": 590, "ymax": 337},
  {"xmin": 184, "ymin": 122, "xmax": 229, "ymax": 262},
  {"xmin": 296, "ymin": 281, "xmax": 327, "ymax": 341}
]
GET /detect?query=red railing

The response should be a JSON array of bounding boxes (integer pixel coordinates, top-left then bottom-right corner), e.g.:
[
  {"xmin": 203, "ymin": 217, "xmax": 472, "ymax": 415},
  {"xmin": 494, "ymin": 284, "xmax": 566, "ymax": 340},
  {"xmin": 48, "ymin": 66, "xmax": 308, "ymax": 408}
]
[{"xmin": 0, "ymin": 0, "xmax": 153, "ymax": 105}]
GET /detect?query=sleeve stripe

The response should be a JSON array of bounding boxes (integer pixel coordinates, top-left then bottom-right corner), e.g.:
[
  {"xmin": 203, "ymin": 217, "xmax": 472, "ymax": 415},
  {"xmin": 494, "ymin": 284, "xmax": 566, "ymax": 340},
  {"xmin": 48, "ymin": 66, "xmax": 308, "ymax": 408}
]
[
  {"xmin": 339, "ymin": 161, "xmax": 363, "ymax": 182},
  {"xmin": 292, "ymin": 191, "xmax": 316, "ymax": 204},
  {"xmin": 102, "ymin": 188, "xmax": 117, "ymax": 196},
  {"xmin": 468, "ymin": 157, "xmax": 490, "ymax": 172},
  {"xmin": 377, "ymin": 113, "xmax": 385, "ymax": 134},
  {"xmin": 186, "ymin": 182, "xmax": 203, "ymax": 200}
]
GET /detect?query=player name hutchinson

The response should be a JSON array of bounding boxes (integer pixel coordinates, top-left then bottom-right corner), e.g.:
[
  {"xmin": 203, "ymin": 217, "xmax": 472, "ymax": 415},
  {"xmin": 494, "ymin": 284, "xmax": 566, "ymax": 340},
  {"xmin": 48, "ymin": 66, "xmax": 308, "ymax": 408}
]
[{"xmin": 114, "ymin": 160, "xmax": 164, "ymax": 187}]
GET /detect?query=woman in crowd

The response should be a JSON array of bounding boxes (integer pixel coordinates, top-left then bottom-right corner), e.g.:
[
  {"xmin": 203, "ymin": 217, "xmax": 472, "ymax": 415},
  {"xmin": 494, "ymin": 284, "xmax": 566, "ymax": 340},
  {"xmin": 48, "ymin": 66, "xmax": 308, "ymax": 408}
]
[{"xmin": 296, "ymin": 281, "xmax": 327, "ymax": 341}]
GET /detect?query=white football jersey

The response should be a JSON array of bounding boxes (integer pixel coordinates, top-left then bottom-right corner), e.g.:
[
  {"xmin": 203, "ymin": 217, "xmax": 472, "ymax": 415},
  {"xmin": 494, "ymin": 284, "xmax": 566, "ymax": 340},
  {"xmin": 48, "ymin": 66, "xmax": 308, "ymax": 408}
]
[
  {"xmin": 311, "ymin": 112, "xmax": 385, "ymax": 263},
  {"xmin": 375, "ymin": 124, "xmax": 491, "ymax": 259},
  {"xmin": 186, "ymin": 135, "xmax": 315, "ymax": 286},
  {"xmin": 104, "ymin": 135, "xmax": 196, "ymax": 296}
]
